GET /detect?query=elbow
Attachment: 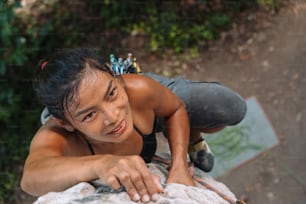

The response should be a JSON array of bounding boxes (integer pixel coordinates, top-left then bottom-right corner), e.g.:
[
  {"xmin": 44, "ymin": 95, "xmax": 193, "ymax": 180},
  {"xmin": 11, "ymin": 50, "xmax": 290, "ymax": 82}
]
[
  {"xmin": 20, "ymin": 177, "xmax": 31, "ymax": 195},
  {"xmin": 20, "ymin": 173, "xmax": 41, "ymax": 197}
]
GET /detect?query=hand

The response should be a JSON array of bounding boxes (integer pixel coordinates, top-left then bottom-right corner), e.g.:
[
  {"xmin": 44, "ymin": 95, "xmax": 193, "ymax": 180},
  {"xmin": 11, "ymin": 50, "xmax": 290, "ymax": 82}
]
[
  {"xmin": 167, "ymin": 165, "xmax": 195, "ymax": 186},
  {"xmin": 94, "ymin": 155, "xmax": 163, "ymax": 202}
]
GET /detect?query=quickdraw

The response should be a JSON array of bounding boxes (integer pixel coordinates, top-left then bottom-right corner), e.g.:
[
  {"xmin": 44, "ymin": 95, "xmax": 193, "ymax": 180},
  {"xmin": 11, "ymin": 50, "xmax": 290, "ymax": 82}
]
[{"xmin": 109, "ymin": 53, "xmax": 142, "ymax": 75}]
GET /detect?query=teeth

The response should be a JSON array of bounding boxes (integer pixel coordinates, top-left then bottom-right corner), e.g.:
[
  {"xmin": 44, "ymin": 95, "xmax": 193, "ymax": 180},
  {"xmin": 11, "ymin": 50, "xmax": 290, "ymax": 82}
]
[
  {"xmin": 112, "ymin": 121, "xmax": 123, "ymax": 133},
  {"xmin": 110, "ymin": 120, "xmax": 126, "ymax": 134},
  {"xmin": 113, "ymin": 126, "xmax": 120, "ymax": 132}
]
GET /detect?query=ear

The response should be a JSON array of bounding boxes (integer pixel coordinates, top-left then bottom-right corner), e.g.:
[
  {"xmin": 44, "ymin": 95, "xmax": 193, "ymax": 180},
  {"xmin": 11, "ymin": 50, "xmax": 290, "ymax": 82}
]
[{"xmin": 53, "ymin": 118, "xmax": 75, "ymax": 132}]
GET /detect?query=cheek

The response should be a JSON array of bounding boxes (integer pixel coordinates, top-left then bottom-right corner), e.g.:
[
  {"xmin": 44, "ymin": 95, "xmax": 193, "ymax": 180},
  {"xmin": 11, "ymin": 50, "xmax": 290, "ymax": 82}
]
[
  {"xmin": 78, "ymin": 122, "xmax": 103, "ymax": 136},
  {"xmin": 123, "ymin": 96, "xmax": 132, "ymax": 115},
  {"xmin": 118, "ymin": 90, "xmax": 129, "ymax": 108},
  {"xmin": 120, "ymin": 93, "xmax": 132, "ymax": 121}
]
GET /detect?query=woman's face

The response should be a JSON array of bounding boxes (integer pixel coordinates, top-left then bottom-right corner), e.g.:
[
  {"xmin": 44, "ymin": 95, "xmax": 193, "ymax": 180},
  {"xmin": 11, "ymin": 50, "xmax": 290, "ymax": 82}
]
[{"xmin": 66, "ymin": 69, "xmax": 134, "ymax": 143}]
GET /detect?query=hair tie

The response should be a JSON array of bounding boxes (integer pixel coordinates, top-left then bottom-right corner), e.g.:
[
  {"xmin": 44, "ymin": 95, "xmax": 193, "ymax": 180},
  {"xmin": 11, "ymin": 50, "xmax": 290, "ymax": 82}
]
[{"xmin": 41, "ymin": 61, "xmax": 48, "ymax": 70}]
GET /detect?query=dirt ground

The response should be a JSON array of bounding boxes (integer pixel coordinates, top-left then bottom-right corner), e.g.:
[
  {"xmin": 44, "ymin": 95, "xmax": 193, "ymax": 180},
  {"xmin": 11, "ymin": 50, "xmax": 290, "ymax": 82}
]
[
  {"xmin": 18, "ymin": 0, "xmax": 306, "ymax": 203},
  {"xmin": 139, "ymin": 0, "xmax": 306, "ymax": 203},
  {"xmin": 216, "ymin": 2, "xmax": 306, "ymax": 203}
]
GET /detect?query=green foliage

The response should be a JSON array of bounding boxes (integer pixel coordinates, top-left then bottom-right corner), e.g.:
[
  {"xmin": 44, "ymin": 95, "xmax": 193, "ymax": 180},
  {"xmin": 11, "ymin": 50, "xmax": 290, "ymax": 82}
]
[
  {"xmin": 103, "ymin": 1, "xmax": 232, "ymax": 53},
  {"xmin": 257, "ymin": 0, "xmax": 278, "ymax": 11},
  {"xmin": 0, "ymin": 0, "xmax": 279, "ymax": 203},
  {"xmin": 0, "ymin": 0, "xmax": 43, "ymax": 202}
]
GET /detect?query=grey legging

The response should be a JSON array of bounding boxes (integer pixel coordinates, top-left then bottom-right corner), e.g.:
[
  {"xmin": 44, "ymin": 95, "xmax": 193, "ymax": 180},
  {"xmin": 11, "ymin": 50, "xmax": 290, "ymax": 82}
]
[{"xmin": 144, "ymin": 73, "xmax": 247, "ymax": 131}]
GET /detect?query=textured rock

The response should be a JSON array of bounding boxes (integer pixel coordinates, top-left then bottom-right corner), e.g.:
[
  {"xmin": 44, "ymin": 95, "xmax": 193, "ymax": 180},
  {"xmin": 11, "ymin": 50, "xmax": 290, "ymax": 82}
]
[{"xmin": 34, "ymin": 162, "xmax": 237, "ymax": 204}]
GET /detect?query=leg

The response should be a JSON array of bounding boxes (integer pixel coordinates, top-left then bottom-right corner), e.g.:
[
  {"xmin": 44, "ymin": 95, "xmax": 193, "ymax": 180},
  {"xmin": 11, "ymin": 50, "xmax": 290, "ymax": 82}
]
[
  {"xmin": 146, "ymin": 73, "xmax": 247, "ymax": 171},
  {"xmin": 144, "ymin": 73, "xmax": 247, "ymax": 129},
  {"xmin": 188, "ymin": 81, "xmax": 247, "ymax": 130},
  {"xmin": 187, "ymin": 81, "xmax": 247, "ymax": 171},
  {"xmin": 190, "ymin": 127, "xmax": 225, "ymax": 143}
]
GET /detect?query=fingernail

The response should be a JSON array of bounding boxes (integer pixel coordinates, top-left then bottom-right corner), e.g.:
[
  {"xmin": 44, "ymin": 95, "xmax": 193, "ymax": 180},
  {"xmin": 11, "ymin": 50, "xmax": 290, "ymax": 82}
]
[
  {"xmin": 142, "ymin": 194, "xmax": 150, "ymax": 203},
  {"xmin": 151, "ymin": 193, "xmax": 160, "ymax": 201},
  {"xmin": 133, "ymin": 193, "xmax": 140, "ymax": 201}
]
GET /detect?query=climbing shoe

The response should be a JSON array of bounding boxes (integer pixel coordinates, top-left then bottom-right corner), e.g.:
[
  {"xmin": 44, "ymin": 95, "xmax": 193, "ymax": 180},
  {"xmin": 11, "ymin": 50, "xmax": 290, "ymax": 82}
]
[{"xmin": 189, "ymin": 137, "xmax": 214, "ymax": 172}]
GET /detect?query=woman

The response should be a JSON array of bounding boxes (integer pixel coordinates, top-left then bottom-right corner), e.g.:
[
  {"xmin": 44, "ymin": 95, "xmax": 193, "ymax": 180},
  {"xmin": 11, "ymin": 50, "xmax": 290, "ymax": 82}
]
[{"xmin": 21, "ymin": 48, "xmax": 246, "ymax": 203}]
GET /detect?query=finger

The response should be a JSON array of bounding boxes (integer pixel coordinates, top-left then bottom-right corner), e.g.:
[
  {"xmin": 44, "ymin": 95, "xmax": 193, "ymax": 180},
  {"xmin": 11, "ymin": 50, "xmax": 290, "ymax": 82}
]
[
  {"xmin": 130, "ymin": 171, "xmax": 151, "ymax": 202},
  {"xmin": 135, "ymin": 167, "xmax": 163, "ymax": 201},
  {"xmin": 152, "ymin": 174, "xmax": 164, "ymax": 192},
  {"xmin": 106, "ymin": 175, "xmax": 121, "ymax": 190},
  {"xmin": 135, "ymin": 163, "xmax": 163, "ymax": 192},
  {"xmin": 117, "ymin": 172, "xmax": 142, "ymax": 202},
  {"xmin": 147, "ymin": 175, "xmax": 163, "ymax": 202}
]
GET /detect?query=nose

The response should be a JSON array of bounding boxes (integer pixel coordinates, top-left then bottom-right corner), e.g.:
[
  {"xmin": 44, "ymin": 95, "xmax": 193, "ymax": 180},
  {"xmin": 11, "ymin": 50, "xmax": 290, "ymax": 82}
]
[{"xmin": 102, "ymin": 104, "xmax": 119, "ymax": 126}]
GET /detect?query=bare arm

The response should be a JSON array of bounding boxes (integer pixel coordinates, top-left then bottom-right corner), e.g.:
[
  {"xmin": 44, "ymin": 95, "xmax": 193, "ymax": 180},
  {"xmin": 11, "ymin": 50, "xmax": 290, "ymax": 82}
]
[
  {"xmin": 21, "ymin": 121, "xmax": 163, "ymax": 201},
  {"xmin": 21, "ymin": 124, "xmax": 104, "ymax": 195},
  {"xmin": 22, "ymin": 153, "xmax": 104, "ymax": 195},
  {"xmin": 152, "ymin": 84, "xmax": 194, "ymax": 186},
  {"xmin": 126, "ymin": 75, "xmax": 194, "ymax": 186}
]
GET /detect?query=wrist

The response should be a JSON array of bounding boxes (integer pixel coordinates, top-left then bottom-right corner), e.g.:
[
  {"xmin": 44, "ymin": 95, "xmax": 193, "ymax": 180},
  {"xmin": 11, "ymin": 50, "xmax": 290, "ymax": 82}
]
[
  {"xmin": 171, "ymin": 155, "xmax": 189, "ymax": 169},
  {"xmin": 91, "ymin": 154, "xmax": 111, "ymax": 178}
]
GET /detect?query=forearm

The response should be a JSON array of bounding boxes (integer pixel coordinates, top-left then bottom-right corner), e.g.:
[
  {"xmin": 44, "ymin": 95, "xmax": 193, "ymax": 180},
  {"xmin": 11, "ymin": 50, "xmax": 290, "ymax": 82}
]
[
  {"xmin": 21, "ymin": 154, "xmax": 105, "ymax": 196},
  {"xmin": 165, "ymin": 104, "xmax": 190, "ymax": 169},
  {"xmin": 164, "ymin": 103, "xmax": 196, "ymax": 186}
]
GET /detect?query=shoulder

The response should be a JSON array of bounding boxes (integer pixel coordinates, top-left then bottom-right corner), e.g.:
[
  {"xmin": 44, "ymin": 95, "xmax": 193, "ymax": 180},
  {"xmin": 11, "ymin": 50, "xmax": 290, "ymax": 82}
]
[
  {"xmin": 29, "ymin": 119, "xmax": 82, "ymax": 156},
  {"xmin": 122, "ymin": 74, "xmax": 160, "ymax": 91},
  {"xmin": 121, "ymin": 74, "xmax": 168, "ymax": 106},
  {"xmin": 121, "ymin": 74, "xmax": 182, "ymax": 112}
]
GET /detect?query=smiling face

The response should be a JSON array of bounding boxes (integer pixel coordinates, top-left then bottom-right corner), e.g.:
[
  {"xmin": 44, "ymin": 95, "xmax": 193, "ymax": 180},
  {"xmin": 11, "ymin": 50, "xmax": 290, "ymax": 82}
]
[{"xmin": 65, "ymin": 68, "xmax": 134, "ymax": 143}]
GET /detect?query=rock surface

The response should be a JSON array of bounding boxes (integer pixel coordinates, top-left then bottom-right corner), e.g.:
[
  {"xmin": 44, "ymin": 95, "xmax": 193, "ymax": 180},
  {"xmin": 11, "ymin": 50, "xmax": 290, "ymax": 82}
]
[{"xmin": 34, "ymin": 163, "xmax": 237, "ymax": 204}]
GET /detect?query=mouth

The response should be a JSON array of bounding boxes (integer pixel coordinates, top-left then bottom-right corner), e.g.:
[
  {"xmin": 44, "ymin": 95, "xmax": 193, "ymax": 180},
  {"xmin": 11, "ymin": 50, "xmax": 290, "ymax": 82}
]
[{"xmin": 109, "ymin": 120, "xmax": 127, "ymax": 135}]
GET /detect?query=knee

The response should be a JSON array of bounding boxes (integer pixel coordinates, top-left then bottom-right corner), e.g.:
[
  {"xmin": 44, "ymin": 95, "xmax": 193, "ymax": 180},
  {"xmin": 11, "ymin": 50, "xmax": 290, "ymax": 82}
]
[
  {"xmin": 209, "ymin": 84, "xmax": 247, "ymax": 126},
  {"xmin": 226, "ymin": 93, "xmax": 247, "ymax": 126},
  {"xmin": 188, "ymin": 82, "xmax": 247, "ymax": 128}
]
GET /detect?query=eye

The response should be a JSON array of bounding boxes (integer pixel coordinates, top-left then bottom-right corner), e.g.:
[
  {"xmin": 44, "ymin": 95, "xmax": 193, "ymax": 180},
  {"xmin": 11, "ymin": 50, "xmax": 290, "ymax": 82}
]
[
  {"xmin": 109, "ymin": 87, "xmax": 117, "ymax": 98},
  {"xmin": 82, "ymin": 111, "xmax": 97, "ymax": 122}
]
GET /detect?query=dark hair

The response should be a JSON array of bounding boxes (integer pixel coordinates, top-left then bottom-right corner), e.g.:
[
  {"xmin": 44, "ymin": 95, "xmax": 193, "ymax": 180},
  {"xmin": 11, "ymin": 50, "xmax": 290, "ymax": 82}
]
[{"xmin": 34, "ymin": 48, "xmax": 114, "ymax": 122}]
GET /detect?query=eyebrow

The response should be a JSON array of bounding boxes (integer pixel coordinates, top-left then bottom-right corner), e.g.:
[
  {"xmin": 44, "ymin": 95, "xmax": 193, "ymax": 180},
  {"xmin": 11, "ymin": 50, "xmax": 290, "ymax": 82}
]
[{"xmin": 74, "ymin": 80, "xmax": 113, "ymax": 119}]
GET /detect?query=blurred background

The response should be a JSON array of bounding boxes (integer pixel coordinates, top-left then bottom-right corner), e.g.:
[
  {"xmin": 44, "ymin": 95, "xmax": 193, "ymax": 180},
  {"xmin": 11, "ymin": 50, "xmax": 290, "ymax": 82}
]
[{"xmin": 1, "ymin": 0, "xmax": 305, "ymax": 203}]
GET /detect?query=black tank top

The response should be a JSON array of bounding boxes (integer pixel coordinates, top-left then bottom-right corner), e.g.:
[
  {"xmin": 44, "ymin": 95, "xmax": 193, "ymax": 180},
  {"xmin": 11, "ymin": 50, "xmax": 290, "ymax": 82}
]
[
  {"xmin": 134, "ymin": 124, "xmax": 157, "ymax": 163},
  {"xmin": 85, "ymin": 122, "xmax": 157, "ymax": 163}
]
